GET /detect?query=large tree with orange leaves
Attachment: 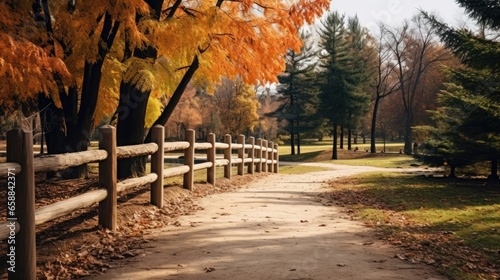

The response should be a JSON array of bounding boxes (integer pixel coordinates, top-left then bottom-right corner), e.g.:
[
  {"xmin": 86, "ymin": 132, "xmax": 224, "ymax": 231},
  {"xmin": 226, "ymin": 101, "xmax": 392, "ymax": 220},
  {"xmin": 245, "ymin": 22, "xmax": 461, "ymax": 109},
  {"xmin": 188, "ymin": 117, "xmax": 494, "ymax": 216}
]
[
  {"xmin": 0, "ymin": 0, "xmax": 329, "ymax": 178},
  {"xmin": 0, "ymin": 0, "xmax": 146, "ymax": 177}
]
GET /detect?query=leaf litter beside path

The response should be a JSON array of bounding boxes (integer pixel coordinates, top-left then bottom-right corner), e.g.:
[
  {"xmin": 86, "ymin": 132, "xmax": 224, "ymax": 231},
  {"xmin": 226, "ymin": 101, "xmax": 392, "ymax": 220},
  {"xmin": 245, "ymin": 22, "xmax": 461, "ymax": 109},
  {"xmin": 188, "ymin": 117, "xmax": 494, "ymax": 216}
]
[
  {"xmin": 322, "ymin": 173, "xmax": 500, "ymax": 280},
  {"xmin": 0, "ymin": 173, "xmax": 261, "ymax": 279}
]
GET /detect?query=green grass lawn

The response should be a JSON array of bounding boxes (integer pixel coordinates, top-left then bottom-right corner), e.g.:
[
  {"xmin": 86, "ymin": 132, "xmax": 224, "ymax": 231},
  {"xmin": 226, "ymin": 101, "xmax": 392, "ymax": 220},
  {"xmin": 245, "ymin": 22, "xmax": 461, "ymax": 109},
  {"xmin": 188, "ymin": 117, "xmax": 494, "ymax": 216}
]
[
  {"xmin": 329, "ymin": 155, "xmax": 421, "ymax": 168},
  {"xmin": 279, "ymin": 140, "xmax": 405, "ymax": 164},
  {"xmin": 279, "ymin": 147, "xmax": 419, "ymax": 168},
  {"xmin": 278, "ymin": 140, "xmax": 404, "ymax": 156},
  {"xmin": 330, "ymin": 173, "xmax": 500, "ymax": 280}
]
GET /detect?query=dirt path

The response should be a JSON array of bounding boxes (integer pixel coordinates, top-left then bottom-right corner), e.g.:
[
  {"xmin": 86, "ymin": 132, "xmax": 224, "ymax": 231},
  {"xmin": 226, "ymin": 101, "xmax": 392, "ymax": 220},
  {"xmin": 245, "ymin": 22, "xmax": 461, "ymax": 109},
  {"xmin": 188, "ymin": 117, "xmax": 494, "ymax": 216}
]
[{"xmin": 88, "ymin": 164, "xmax": 445, "ymax": 280}]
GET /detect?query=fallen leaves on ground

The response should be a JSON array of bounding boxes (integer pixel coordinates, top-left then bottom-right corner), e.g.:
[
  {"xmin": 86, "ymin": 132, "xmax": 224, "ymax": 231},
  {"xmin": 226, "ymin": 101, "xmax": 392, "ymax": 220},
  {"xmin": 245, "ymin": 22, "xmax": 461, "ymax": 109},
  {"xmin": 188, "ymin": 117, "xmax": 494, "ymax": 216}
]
[
  {"xmin": 322, "ymin": 179, "xmax": 499, "ymax": 280},
  {"xmin": 0, "ymin": 173, "xmax": 260, "ymax": 279}
]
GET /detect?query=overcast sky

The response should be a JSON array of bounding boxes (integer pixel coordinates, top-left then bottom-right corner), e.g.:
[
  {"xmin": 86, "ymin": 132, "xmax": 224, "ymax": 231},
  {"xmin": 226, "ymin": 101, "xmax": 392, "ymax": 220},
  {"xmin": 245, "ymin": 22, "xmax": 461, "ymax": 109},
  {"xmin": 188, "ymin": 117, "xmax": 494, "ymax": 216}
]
[{"xmin": 326, "ymin": 0, "xmax": 466, "ymax": 33}]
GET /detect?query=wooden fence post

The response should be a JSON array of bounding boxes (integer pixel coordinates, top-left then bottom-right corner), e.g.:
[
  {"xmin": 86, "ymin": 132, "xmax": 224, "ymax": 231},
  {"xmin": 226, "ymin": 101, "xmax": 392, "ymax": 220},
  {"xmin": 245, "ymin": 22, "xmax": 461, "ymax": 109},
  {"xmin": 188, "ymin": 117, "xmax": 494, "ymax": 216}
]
[
  {"xmin": 256, "ymin": 138, "xmax": 262, "ymax": 173},
  {"xmin": 237, "ymin": 135, "xmax": 245, "ymax": 176},
  {"xmin": 207, "ymin": 133, "xmax": 216, "ymax": 185},
  {"xmin": 7, "ymin": 128, "xmax": 35, "ymax": 280},
  {"xmin": 247, "ymin": 136, "xmax": 255, "ymax": 174},
  {"xmin": 262, "ymin": 140, "xmax": 268, "ymax": 173},
  {"xmin": 269, "ymin": 141, "xmax": 274, "ymax": 173},
  {"xmin": 151, "ymin": 125, "xmax": 164, "ymax": 207},
  {"xmin": 98, "ymin": 125, "xmax": 117, "ymax": 231},
  {"xmin": 224, "ymin": 134, "xmax": 232, "ymax": 179},
  {"xmin": 274, "ymin": 143, "xmax": 279, "ymax": 173},
  {"xmin": 184, "ymin": 129, "xmax": 195, "ymax": 190}
]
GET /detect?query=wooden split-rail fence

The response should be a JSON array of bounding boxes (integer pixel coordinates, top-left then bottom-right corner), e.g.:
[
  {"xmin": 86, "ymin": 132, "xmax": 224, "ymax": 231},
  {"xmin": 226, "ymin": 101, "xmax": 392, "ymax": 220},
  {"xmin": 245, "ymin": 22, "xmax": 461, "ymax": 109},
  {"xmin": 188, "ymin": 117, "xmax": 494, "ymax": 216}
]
[{"xmin": 0, "ymin": 125, "xmax": 279, "ymax": 279}]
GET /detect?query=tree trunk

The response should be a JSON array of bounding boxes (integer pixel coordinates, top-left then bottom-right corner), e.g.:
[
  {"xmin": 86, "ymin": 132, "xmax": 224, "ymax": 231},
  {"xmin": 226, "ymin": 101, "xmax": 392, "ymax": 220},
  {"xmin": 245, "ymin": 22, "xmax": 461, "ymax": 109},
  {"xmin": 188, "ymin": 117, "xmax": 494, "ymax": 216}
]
[
  {"xmin": 347, "ymin": 128, "xmax": 352, "ymax": 150},
  {"xmin": 332, "ymin": 123, "xmax": 338, "ymax": 160},
  {"xmin": 449, "ymin": 165, "xmax": 456, "ymax": 178},
  {"xmin": 297, "ymin": 132, "xmax": 301, "ymax": 155},
  {"xmin": 39, "ymin": 88, "xmax": 90, "ymax": 179},
  {"xmin": 488, "ymin": 158, "xmax": 499, "ymax": 183},
  {"xmin": 340, "ymin": 125, "xmax": 344, "ymax": 149},
  {"xmin": 290, "ymin": 120, "xmax": 295, "ymax": 155},
  {"xmin": 40, "ymin": 13, "xmax": 118, "ymax": 179},
  {"xmin": 116, "ymin": 0, "xmax": 172, "ymax": 179},
  {"xmin": 121, "ymin": 54, "xmax": 198, "ymax": 178},
  {"xmin": 38, "ymin": 94, "xmax": 66, "ymax": 178},
  {"xmin": 116, "ymin": 53, "xmax": 199, "ymax": 178},
  {"xmin": 61, "ymin": 129, "xmax": 94, "ymax": 179},
  {"xmin": 116, "ymin": 81, "xmax": 150, "ymax": 179},
  {"xmin": 404, "ymin": 112, "xmax": 413, "ymax": 155},
  {"xmin": 297, "ymin": 120, "xmax": 301, "ymax": 155},
  {"xmin": 370, "ymin": 96, "xmax": 380, "ymax": 154}
]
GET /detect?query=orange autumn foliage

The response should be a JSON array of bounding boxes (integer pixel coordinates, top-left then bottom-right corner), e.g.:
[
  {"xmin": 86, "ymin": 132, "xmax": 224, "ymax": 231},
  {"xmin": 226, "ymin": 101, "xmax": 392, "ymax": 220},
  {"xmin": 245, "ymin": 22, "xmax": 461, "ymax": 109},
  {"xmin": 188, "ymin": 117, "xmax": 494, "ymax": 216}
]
[
  {"xmin": 138, "ymin": 0, "xmax": 331, "ymax": 93},
  {"xmin": 1, "ymin": 0, "xmax": 329, "ymax": 126},
  {"xmin": 0, "ymin": 3, "xmax": 69, "ymax": 108}
]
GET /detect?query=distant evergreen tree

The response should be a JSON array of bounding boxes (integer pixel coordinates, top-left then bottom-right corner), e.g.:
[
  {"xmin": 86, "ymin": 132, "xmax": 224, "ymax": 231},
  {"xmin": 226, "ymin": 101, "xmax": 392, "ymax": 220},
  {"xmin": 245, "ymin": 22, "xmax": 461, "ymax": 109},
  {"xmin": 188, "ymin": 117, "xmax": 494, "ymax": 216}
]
[
  {"xmin": 292, "ymin": 70, "xmax": 323, "ymax": 154},
  {"xmin": 317, "ymin": 12, "xmax": 371, "ymax": 158},
  {"xmin": 416, "ymin": 84, "xmax": 485, "ymax": 178},
  {"xmin": 421, "ymin": 0, "xmax": 500, "ymax": 181},
  {"xmin": 345, "ymin": 16, "xmax": 373, "ymax": 150},
  {"xmin": 317, "ymin": 12, "xmax": 351, "ymax": 159},
  {"xmin": 276, "ymin": 32, "xmax": 319, "ymax": 155}
]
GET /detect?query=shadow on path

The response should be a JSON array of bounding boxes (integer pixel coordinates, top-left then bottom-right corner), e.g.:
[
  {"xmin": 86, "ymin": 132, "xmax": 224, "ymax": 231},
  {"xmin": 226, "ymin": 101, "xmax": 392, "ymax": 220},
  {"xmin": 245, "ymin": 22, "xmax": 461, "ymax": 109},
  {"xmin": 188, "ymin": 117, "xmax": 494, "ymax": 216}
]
[{"xmin": 87, "ymin": 164, "xmax": 446, "ymax": 280}]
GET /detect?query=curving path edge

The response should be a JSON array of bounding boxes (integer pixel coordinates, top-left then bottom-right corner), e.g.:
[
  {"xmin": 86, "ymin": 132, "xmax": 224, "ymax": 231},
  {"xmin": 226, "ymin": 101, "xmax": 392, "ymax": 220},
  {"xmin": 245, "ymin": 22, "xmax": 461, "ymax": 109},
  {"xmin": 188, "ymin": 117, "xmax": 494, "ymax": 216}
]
[{"xmin": 88, "ymin": 163, "xmax": 445, "ymax": 280}]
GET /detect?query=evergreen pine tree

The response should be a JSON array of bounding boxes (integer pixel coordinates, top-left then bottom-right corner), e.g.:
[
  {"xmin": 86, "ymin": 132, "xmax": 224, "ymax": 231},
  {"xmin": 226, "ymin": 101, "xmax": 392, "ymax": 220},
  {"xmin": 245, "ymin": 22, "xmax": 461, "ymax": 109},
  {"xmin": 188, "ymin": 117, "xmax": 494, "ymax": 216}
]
[
  {"xmin": 345, "ymin": 16, "xmax": 373, "ymax": 150},
  {"xmin": 421, "ymin": 0, "xmax": 500, "ymax": 181},
  {"xmin": 276, "ymin": 32, "xmax": 319, "ymax": 155},
  {"xmin": 317, "ymin": 12, "xmax": 351, "ymax": 159},
  {"xmin": 317, "ymin": 12, "xmax": 371, "ymax": 158}
]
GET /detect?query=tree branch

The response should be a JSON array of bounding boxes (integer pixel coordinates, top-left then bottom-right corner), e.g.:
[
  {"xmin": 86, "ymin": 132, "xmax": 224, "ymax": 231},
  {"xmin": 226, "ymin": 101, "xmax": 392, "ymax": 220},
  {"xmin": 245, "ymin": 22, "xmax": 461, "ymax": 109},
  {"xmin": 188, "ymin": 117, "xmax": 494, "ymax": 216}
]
[
  {"xmin": 166, "ymin": 0, "xmax": 182, "ymax": 18},
  {"xmin": 144, "ymin": 55, "xmax": 200, "ymax": 142}
]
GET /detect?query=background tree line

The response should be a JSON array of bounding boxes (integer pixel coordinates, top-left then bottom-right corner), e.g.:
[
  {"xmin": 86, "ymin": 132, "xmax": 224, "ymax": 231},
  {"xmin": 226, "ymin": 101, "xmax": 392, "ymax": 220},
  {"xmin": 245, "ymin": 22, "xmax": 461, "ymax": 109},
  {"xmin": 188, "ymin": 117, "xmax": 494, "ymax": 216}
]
[
  {"xmin": 1, "ymin": 0, "xmax": 498, "ymax": 180},
  {"xmin": 274, "ymin": 0, "xmax": 498, "ymax": 179}
]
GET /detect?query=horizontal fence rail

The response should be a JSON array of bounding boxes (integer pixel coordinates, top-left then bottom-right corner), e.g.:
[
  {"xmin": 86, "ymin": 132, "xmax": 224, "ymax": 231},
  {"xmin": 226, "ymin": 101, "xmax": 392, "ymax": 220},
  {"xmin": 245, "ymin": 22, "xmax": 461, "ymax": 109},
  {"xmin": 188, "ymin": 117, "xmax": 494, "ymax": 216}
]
[
  {"xmin": 33, "ymin": 150, "xmax": 108, "ymax": 174},
  {"xmin": 1, "ymin": 125, "xmax": 278, "ymax": 280}
]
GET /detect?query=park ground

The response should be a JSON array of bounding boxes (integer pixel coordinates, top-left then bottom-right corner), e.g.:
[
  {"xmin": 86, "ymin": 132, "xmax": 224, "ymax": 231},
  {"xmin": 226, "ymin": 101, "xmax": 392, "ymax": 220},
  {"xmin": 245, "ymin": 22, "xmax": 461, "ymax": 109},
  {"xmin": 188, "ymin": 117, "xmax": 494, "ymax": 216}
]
[
  {"xmin": 86, "ymin": 163, "xmax": 446, "ymax": 280},
  {"xmin": 0, "ymin": 143, "xmax": 498, "ymax": 279}
]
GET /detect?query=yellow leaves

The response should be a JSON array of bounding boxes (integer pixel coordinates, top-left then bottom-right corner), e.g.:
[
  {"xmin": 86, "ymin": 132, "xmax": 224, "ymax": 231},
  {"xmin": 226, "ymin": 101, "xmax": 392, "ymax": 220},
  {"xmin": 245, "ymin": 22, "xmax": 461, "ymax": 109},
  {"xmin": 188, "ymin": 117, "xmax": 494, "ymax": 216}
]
[
  {"xmin": 107, "ymin": 0, "xmax": 329, "ymax": 117},
  {"xmin": 149, "ymin": 0, "xmax": 329, "ymax": 89},
  {"xmin": 121, "ymin": 56, "xmax": 176, "ymax": 97},
  {"xmin": 145, "ymin": 97, "xmax": 162, "ymax": 128},
  {"xmin": 122, "ymin": 58, "xmax": 155, "ymax": 92},
  {"xmin": 132, "ymin": 69, "xmax": 155, "ymax": 92},
  {"xmin": 94, "ymin": 57, "xmax": 123, "ymax": 125},
  {"xmin": 152, "ymin": 56, "xmax": 176, "ymax": 96},
  {"xmin": 212, "ymin": 77, "xmax": 260, "ymax": 134},
  {"xmin": 232, "ymin": 82, "xmax": 261, "ymax": 131}
]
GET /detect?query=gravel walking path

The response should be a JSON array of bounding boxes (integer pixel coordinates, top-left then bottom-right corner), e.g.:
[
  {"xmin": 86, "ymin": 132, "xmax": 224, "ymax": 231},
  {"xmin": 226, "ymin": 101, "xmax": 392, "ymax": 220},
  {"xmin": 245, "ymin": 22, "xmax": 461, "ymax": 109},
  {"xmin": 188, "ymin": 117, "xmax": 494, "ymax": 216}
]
[{"xmin": 88, "ymin": 163, "xmax": 445, "ymax": 280}]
